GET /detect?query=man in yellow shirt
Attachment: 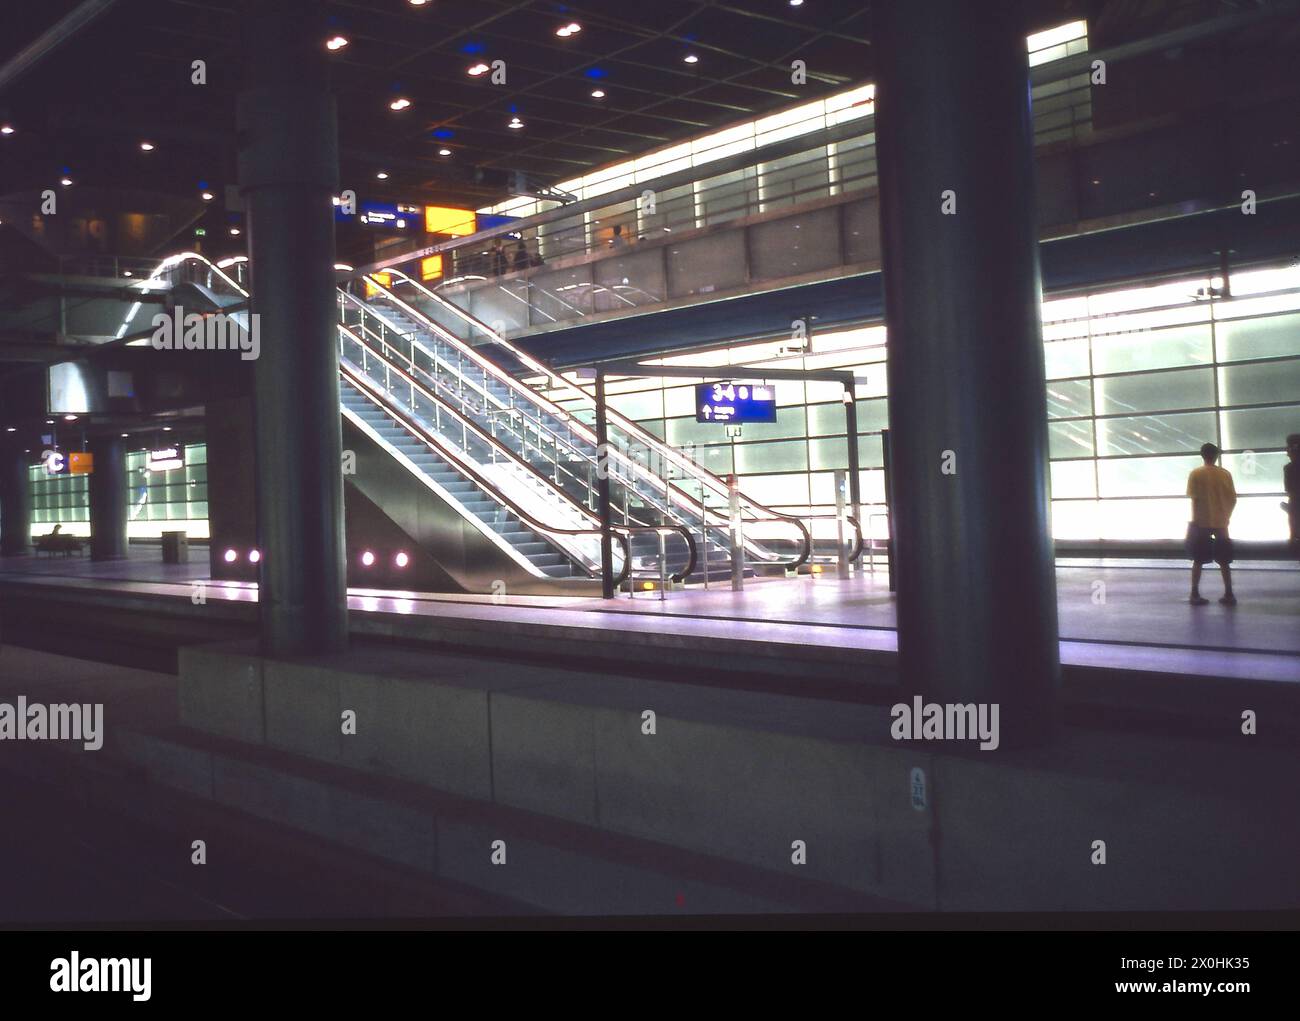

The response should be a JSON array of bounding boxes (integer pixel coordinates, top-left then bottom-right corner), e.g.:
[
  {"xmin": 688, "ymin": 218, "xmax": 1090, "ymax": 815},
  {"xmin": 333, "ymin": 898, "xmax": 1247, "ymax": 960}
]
[{"xmin": 1186, "ymin": 442, "xmax": 1237, "ymax": 605}]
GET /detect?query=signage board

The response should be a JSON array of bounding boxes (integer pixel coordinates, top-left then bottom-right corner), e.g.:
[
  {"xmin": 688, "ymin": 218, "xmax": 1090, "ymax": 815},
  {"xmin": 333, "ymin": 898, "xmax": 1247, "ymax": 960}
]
[
  {"xmin": 147, "ymin": 446, "xmax": 185, "ymax": 472},
  {"xmin": 695, "ymin": 382, "xmax": 777, "ymax": 424}
]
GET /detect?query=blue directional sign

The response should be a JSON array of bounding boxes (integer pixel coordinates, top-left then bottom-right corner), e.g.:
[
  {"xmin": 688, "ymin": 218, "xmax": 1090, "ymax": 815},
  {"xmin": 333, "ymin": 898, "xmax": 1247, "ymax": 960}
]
[{"xmin": 695, "ymin": 381, "xmax": 777, "ymax": 424}]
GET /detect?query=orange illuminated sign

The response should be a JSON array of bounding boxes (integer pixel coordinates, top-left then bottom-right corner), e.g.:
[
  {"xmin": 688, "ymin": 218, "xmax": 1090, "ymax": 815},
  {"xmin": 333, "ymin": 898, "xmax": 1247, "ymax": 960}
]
[
  {"xmin": 420, "ymin": 255, "xmax": 443, "ymax": 281},
  {"xmin": 423, "ymin": 205, "xmax": 475, "ymax": 237},
  {"xmin": 68, "ymin": 451, "xmax": 94, "ymax": 475},
  {"xmin": 363, "ymin": 272, "xmax": 393, "ymax": 298}
]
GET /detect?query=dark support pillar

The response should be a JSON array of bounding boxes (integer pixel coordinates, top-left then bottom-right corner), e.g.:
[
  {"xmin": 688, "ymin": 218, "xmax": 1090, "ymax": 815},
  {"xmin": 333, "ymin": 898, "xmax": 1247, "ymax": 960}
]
[
  {"xmin": 238, "ymin": 0, "xmax": 347, "ymax": 655},
  {"xmin": 88, "ymin": 435, "xmax": 127, "ymax": 561},
  {"xmin": 594, "ymin": 370, "xmax": 615, "ymax": 599},
  {"xmin": 874, "ymin": 0, "xmax": 1060, "ymax": 746},
  {"xmin": 0, "ymin": 445, "xmax": 31, "ymax": 556}
]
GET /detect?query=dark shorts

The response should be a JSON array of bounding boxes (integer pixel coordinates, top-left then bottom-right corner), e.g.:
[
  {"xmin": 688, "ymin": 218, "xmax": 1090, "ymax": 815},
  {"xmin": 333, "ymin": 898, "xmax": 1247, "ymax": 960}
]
[{"xmin": 1187, "ymin": 525, "xmax": 1233, "ymax": 566}]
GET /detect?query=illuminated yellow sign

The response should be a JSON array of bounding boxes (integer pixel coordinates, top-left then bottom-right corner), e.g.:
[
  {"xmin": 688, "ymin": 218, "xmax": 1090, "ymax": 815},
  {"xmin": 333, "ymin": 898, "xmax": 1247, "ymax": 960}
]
[
  {"xmin": 423, "ymin": 206, "xmax": 475, "ymax": 237},
  {"xmin": 420, "ymin": 255, "xmax": 443, "ymax": 281},
  {"xmin": 363, "ymin": 272, "xmax": 393, "ymax": 298}
]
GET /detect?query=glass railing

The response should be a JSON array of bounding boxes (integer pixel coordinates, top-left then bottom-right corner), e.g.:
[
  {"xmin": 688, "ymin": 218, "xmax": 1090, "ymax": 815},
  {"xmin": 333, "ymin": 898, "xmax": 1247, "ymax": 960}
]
[
  {"xmin": 339, "ymin": 322, "xmax": 698, "ymax": 583},
  {"xmin": 352, "ymin": 271, "xmax": 814, "ymax": 572}
]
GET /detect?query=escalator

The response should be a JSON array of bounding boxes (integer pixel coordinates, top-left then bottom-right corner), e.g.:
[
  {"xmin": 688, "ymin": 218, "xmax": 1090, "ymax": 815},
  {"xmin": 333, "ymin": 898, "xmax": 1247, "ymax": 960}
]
[{"xmin": 343, "ymin": 271, "xmax": 820, "ymax": 582}]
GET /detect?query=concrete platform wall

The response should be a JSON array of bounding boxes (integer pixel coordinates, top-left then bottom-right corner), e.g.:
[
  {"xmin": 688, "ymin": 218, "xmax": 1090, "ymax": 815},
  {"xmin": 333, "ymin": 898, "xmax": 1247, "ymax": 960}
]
[{"xmin": 176, "ymin": 643, "xmax": 1300, "ymax": 912}]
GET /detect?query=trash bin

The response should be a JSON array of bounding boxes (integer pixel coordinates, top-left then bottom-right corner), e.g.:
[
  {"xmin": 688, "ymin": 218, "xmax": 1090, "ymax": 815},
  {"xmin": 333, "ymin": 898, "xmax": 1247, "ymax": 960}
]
[{"xmin": 161, "ymin": 530, "xmax": 188, "ymax": 564}]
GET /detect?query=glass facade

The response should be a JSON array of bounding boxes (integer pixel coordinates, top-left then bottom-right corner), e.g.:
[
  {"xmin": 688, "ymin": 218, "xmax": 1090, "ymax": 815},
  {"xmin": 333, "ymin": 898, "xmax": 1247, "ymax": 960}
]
[
  {"xmin": 544, "ymin": 261, "xmax": 1300, "ymax": 544},
  {"xmin": 477, "ymin": 23, "xmax": 1088, "ymax": 222},
  {"xmin": 28, "ymin": 443, "xmax": 210, "ymax": 540}
]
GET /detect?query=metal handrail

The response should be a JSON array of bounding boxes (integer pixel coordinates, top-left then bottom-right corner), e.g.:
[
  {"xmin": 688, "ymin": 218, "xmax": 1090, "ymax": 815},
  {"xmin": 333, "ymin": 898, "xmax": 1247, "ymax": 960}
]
[
  {"xmin": 368, "ymin": 270, "xmax": 813, "ymax": 566},
  {"xmin": 341, "ymin": 346, "xmax": 698, "ymax": 584}
]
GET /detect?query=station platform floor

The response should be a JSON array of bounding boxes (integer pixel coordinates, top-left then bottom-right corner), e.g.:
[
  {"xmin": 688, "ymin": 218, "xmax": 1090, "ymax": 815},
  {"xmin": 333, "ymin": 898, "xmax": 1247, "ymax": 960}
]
[{"xmin": 0, "ymin": 548, "xmax": 1295, "ymax": 685}]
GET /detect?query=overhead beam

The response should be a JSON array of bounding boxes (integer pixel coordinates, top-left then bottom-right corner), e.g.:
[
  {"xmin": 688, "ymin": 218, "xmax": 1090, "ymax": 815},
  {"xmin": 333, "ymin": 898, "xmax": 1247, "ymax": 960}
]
[{"xmin": 0, "ymin": 0, "xmax": 118, "ymax": 93}]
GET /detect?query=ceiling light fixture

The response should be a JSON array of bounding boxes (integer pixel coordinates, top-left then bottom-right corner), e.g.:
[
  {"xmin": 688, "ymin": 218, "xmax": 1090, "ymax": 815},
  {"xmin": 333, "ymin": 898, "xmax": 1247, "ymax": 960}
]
[
  {"xmin": 389, "ymin": 97, "xmax": 411, "ymax": 111},
  {"xmin": 438, "ymin": 148, "xmax": 452, "ymax": 156},
  {"xmin": 140, "ymin": 141, "xmax": 155, "ymax": 151},
  {"xmin": 229, "ymin": 227, "xmax": 241, "ymax": 236},
  {"xmin": 0, "ymin": 125, "xmax": 14, "ymax": 135},
  {"xmin": 376, "ymin": 171, "xmax": 389, "ymax": 179},
  {"xmin": 556, "ymin": 22, "xmax": 581, "ymax": 37},
  {"xmin": 467, "ymin": 62, "xmax": 490, "ymax": 76},
  {"xmin": 60, "ymin": 177, "xmax": 73, "ymax": 186},
  {"xmin": 326, "ymin": 35, "xmax": 349, "ymax": 51},
  {"xmin": 590, "ymin": 89, "xmax": 605, "ymax": 99},
  {"xmin": 201, "ymin": 191, "xmax": 214, "ymax": 201},
  {"xmin": 408, "ymin": 0, "xmax": 429, "ymax": 5},
  {"xmin": 508, "ymin": 117, "xmax": 524, "ymax": 129},
  {"xmin": 683, "ymin": 53, "xmax": 699, "ymax": 63}
]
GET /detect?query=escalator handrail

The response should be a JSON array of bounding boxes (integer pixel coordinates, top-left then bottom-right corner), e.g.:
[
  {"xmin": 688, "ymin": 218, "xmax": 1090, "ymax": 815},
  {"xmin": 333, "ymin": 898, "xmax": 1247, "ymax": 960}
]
[
  {"xmin": 343, "ymin": 285, "xmax": 777, "ymax": 566},
  {"xmin": 342, "ymin": 358, "xmax": 696, "ymax": 585},
  {"xmin": 359, "ymin": 271, "xmax": 811, "ymax": 566},
  {"xmin": 340, "ymin": 314, "xmax": 598, "ymax": 503},
  {"xmin": 340, "ymin": 323, "xmax": 604, "ymax": 529}
]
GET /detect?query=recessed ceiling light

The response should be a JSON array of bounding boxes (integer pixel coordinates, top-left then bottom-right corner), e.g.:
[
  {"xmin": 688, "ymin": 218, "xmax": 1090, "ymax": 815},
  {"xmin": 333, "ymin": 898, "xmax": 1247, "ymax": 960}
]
[
  {"xmin": 201, "ymin": 191, "xmax": 214, "ymax": 201},
  {"xmin": 376, "ymin": 171, "xmax": 389, "ymax": 179},
  {"xmin": 438, "ymin": 148, "xmax": 452, "ymax": 156},
  {"xmin": 0, "ymin": 125, "xmax": 14, "ymax": 135},
  {"xmin": 408, "ymin": 0, "xmax": 429, "ymax": 5},
  {"xmin": 229, "ymin": 227, "xmax": 241, "ymax": 235},
  {"xmin": 556, "ymin": 22, "xmax": 581, "ymax": 37},
  {"xmin": 683, "ymin": 54, "xmax": 699, "ymax": 64},
  {"xmin": 124, "ymin": 270, "xmax": 133, "ymax": 277},
  {"xmin": 334, "ymin": 263, "xmax": 354, "ymax": 271},
  {"xmin": 389, "ymin": 97, "xmax": 411, "ymax": 111},
  {"xmin": 326, "ymin": 35, "xmax": 349, "ymax": 51},
  {"xmin": 64, "ymin": 414, "xmax": 77, "ymax": 422},
  {"xmin": 120, "ymin": 433, "xmax": 128, "ymax": 438},
  {"xmin": 508, "ymin": 117, "xmax": 524, "ymax": 129},
  {"xmin": 5, "ymin": 428, "xmax": 15, "ymax": 433},
  {"xmin": 590, "ymin": 89, "xmax": 605, "ymax": 99},
  {"xmin": 790, "ymin": 0, "xmax": 804, "ymax": 6},
  {"xmin": 140, "ymin": 141, "xmax": 155, "ymax": 151},
  {"xmin": 60, "ymin": 177, "xmax": 73, "ymax": 186},
  {"xmin": 467, "ymin": 62, "xmax": 490, "ymax": 76}
]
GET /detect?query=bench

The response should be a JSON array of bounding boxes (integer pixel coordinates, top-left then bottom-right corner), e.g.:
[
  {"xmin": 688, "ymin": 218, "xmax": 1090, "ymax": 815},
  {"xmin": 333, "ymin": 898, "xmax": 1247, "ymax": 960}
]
[{"xmin": 34, "ymin": 533, "xmax": 87, "ymax": 556}]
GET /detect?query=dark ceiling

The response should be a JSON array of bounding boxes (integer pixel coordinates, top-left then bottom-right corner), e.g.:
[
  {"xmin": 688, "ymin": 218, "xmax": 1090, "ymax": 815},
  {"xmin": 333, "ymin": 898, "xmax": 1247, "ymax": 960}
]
[{"xmin": 0, "ymin": 0, "xmax": 1093, "ymax": 212}]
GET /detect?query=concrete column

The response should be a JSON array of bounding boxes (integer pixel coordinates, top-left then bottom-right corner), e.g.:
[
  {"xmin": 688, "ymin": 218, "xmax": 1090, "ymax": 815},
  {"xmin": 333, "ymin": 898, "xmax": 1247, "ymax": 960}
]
[
  {"xmin": 0, "ymin": 444, "xmax": 31, "ymax": 556},
  {"xmin": 87, "ymin": 435, "xmax": 128, "ymax": 561},
  {"xmin": 874, "ymin": 0, "xmax": 1060, "ymax": 746},
  {"xmin": 237, "ymin": 0, "xmax": 348, "ymax": 655}
]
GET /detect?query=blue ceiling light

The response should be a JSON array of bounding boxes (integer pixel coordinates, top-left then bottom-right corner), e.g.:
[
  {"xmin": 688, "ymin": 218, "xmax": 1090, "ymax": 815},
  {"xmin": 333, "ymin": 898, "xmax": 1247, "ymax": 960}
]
[
  {"xmin": 461, "ymin": 41, "xmax": 486, "ymax": 55},
  {"xmin": 584, "ymin": 67, "xmax": 608, "ymax": 80},
  {"xmin": 432, "ymin": 128, "xmax": 454, "ymax": 139}
]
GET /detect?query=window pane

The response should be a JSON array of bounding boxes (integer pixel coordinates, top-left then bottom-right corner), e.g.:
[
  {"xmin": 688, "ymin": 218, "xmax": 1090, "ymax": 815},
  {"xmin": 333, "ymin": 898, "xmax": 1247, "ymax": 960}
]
[
  {"xmin": 1045, "ymin": 378, "xmax": 1092, "ymax": 419},
  {"xmin": 1096, "ymin": 455, "xmax": 1201, "ymax": 497},
  {"xmin": 1049, "ymin": 459, "xmax": 1096, "ymax": 498},
  {"xmin": 1220, "ymin": 406, "xmax": 1299, "ymax": 451},
  {"xmin": 1091, "ymin": 324, "xmax": 1212, "ymax": 374},
  {"xmin": 1093, "ymin": 367, "xmax": 1214, "ymax": 415},
  {"xmin": 1044, "ymin": 338, "xmax": 1089, "ymax": 379},
  {"xmin": 1095, "ymin": 412, "xmax": 1215, "ymax": 456},
  {"xmin": 1218, "ymin": 359, "xmax": 1300, "ymax": 407},
  {"xmin": 1049, "ymin": 420, "xmax": 1094, "ymax": 458},
  {"xmin": 1216, "ymin": 312, "xmax": 1300, "ymax": 362}
]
